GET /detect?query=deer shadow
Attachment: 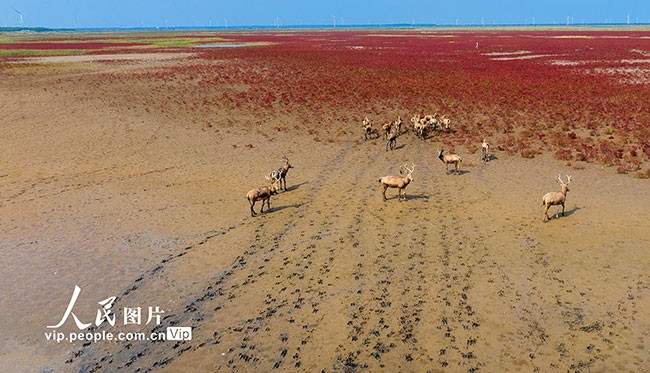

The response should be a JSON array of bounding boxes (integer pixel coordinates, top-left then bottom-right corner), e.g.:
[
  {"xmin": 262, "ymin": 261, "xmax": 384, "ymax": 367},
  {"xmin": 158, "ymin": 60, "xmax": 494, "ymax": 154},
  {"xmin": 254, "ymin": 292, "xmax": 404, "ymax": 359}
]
[
  {"xmin": 267, "ymin": 202, "xmax": 302, "ymax": 213},
  {"xmin": 405, "ymin": 194, "xmax": 430, "ymax": 201},
  {"xmin": 284, "ymin": 181, "xmax": 309, "ymax": 192},
  {"xmin": 422, "ymin": 132, "xmax": 436, "ymax": 141},
  {"xmin": 545, "ymin": 205, "xmax": 581, "ymax": 221},
  {"xmin": 385, "ymin": 194, "xmax": 429, "ymax": 201},
  {"xmin": 445, "ymin": 170, "xmax": 471, "ymax": 176},
  {"xmin": 561, "ymin": 205, "xmax": 581, "ymax": 218}
]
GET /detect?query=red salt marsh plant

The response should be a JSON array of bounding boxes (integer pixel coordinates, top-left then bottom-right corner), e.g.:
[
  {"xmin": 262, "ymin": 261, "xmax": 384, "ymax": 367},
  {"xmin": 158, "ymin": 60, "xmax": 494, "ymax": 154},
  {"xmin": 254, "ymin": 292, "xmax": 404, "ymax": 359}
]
[{"xmin": 32, "ymin": 29, "xmax": 650, "ymax": 176}]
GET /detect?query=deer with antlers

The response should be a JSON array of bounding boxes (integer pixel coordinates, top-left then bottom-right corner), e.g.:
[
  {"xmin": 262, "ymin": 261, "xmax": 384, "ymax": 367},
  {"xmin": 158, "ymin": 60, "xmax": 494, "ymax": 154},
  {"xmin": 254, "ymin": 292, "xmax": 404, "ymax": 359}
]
[
  {"xmin": 438, "ymin": 149, "xmax": 463, "ymax": 175},
  {"xmin": 542, "ymin": 175, "xmax": 572, "ymax": 222},
  {"xmin": 268, "ymin": 155, "xmax": 293, "ymax": 192},
  {"xmin": 379, "ymin": 163, "xmax": 415, "ymax": 201},
  {"xmin": 247, "ymin": 173, "xmax": 282, "ymax": 217}
]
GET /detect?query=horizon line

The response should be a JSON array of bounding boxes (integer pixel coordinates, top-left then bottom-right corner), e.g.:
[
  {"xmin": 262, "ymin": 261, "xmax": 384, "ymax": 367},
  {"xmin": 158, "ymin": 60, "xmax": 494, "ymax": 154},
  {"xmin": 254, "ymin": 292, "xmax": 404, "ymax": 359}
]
[{"xmin": 2, "ymin": 22, "xmax": 650, "ymax": 33}]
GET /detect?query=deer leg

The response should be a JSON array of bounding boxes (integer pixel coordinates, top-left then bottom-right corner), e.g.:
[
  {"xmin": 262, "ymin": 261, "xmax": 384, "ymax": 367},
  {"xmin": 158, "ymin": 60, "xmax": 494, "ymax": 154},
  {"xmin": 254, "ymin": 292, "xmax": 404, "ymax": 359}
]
[
  {"xmin": 250, "ymin": 200, "xmax": 257, "ymax": 217},
  {"xmin": 561, "ymin": 202, "xmax": 565, "ymax": 216},
  {"xmin": 543, "ymin": 204, "xmax": 550, "ymax": 221},
  {"xmin": 382, "ymin": 185, "xmax": 388, "ymax": 201}
]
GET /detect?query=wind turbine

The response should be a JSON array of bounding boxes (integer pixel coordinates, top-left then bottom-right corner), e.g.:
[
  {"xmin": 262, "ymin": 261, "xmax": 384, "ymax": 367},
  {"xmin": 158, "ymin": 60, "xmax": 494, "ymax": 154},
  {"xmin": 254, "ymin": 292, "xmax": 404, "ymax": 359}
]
[{"xmin": 12, "ymin": 7, "xmax": 24, "ymax": 28}]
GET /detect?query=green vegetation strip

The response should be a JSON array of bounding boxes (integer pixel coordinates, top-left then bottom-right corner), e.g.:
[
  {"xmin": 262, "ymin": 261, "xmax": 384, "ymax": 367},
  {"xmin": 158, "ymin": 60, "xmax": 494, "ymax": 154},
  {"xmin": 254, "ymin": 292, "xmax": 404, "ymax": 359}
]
[{"xmin": 0, "ymin": 49, "xmax": 86, "ymax": 57}]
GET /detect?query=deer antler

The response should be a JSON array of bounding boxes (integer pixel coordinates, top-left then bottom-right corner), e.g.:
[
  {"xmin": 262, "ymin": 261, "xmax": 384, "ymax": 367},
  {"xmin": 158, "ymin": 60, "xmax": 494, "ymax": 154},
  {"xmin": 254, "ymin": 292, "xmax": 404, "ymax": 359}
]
[
  {"xmin": 566, "ymin": 175, "xmax": 572, "ymax": 184},
  {"xmin": 407, "ymin": 163, "xmax": 415, "ymax": 174}
]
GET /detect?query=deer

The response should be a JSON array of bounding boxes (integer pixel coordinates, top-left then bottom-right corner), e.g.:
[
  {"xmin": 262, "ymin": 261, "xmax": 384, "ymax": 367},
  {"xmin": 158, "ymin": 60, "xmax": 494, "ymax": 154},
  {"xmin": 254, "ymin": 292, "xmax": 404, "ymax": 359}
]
[
  {"xmin": 363, "ymin": 116, "xmax": 373, "ymax": 140},
  {"xmin": 439, "ymin": 114, "xmax": 451, "ymax": 132},
  {"xmin": 247, "ymin": 173, "xmax": 282, "ymax": 217},
  {"xmin": 386, "ymin": 127, "xmax": 398, "ymax": 151},
  {"xmin": 423, "ymin": 113, "xmax": 439, "ymax": 131},
  {"xmin": 382, "ymin": 121, "xmax": 393, "ymax": 140},
  {"xmin": 542, "ymin": 175, "xmax": 572, "ymax": 222},
  {"xmin": 438, "ymin": 149, "xmax": 463, "ymax": 175},
  {"xmin": 276, "ymin": 155, "xmax": 292, "ymax": 191},
  {"xmin": 393, "ymin": 116, "xmax": 402, "ymax": 134},
  {"xmin": 414, "ymin": 119, "xmax": 427, "ymax": 140},
  {"xmin": 481, "ymin": 139, "xmax": 490, "ymax": 162},
  {"xmin": 410, "ymin": 114, "xmax": 422, "ymax": 136},
  {"xmin": 379, "ymin": 163, "xmax": 415, "ymax": 201}
]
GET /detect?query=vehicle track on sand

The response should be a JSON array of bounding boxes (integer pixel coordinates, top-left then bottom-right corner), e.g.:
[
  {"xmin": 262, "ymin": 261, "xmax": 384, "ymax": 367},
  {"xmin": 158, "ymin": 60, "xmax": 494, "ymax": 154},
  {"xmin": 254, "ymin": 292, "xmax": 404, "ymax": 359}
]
[
  {"xmin": 74, "ymin": 138, "xmax": 497, "ymax": 372},
  {"xmin": 69, "ymin": 136, "xmax": 650, "ymax": 372}
]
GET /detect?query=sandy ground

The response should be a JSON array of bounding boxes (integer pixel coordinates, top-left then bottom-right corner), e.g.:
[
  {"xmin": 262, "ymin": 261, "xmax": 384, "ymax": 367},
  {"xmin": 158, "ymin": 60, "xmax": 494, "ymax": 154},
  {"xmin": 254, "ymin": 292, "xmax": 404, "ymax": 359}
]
[{"xmin": 1, "ymin": 53, "xmax": 649, "ymax": 373}]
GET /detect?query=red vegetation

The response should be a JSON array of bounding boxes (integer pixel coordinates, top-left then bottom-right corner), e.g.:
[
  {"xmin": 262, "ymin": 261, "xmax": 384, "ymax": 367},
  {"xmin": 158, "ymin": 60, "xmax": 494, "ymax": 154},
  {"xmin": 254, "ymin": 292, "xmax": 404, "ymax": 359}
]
[
  {"xmin": 0, "ymin": 42, "xmax": 147, "ymax": 50},
  {"xmin": 37, "ymin": 29, "xmax": 650, "ymax": 175}
]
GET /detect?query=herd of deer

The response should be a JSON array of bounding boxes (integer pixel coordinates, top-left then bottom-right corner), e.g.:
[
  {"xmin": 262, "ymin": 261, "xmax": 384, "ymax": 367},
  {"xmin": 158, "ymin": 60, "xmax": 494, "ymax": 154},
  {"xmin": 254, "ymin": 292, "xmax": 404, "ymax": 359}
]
[{"xmin": 246, "ymin": 117, "xmax": 573, "ymax": 222}]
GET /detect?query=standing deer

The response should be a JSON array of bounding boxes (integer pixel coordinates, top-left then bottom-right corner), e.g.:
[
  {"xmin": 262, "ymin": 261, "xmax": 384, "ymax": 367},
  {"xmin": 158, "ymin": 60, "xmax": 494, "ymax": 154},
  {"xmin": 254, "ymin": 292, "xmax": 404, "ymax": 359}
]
[
  {"xmin": 438, "ymin": 149, "xmax": 463, "ymax": 175},
  {"xmin": 379, "ymin": 163, "xmax": 415, "ymax": 201},
  {"xmin": 393, "ymin": 116, "xmax": 402, "ymax": 134},
  {"xmin": 276, "ymin": 155, "xmax": 293, "ymax": 191},
  {"xmin": 481, "ymin": 139, "xmax": 490, "ymax": 162},
  {"xmin": 382, "ymin": 122, "xmax": 393, "ymax": 140},
  {"xmin": 439, "ymin": 114, "xmax": 451, "ymax": 132},
  {"xmin": 542, "ymin": 175, "xmax": 572, "ymax": 222},
  {"xmin": 363, "ymin": 116, "xmax": 373, "ymax": 140},
  {"xmin": 413, "ymin": 118, "xmax": 427, "ymax": 140},
  {"xmin": 247, "ymin": 173, "xmax": 282, "ymax": 217},
  {"xmin": 386, "ymin": 128, "xmax": 398, "ymax": 151}
]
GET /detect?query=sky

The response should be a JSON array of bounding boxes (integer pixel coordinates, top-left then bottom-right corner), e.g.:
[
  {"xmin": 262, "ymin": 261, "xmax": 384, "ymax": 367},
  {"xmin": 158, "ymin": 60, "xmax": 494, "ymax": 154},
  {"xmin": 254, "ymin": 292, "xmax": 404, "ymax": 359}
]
[{"xmin": 1, "ymin": 0, "xmax": 648, "ymax": 29}]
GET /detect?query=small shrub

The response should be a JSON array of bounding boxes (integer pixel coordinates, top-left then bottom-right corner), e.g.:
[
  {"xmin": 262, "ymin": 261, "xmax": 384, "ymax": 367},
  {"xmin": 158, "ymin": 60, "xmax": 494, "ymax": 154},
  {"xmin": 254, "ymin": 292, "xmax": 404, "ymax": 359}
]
[
  {"xmin": 554, "ymin": 149, "xmax": 573, "ymax": 161},
  {"xmin": 521, "ymin": 148, "xmax": 536, "ymax": 158}
]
